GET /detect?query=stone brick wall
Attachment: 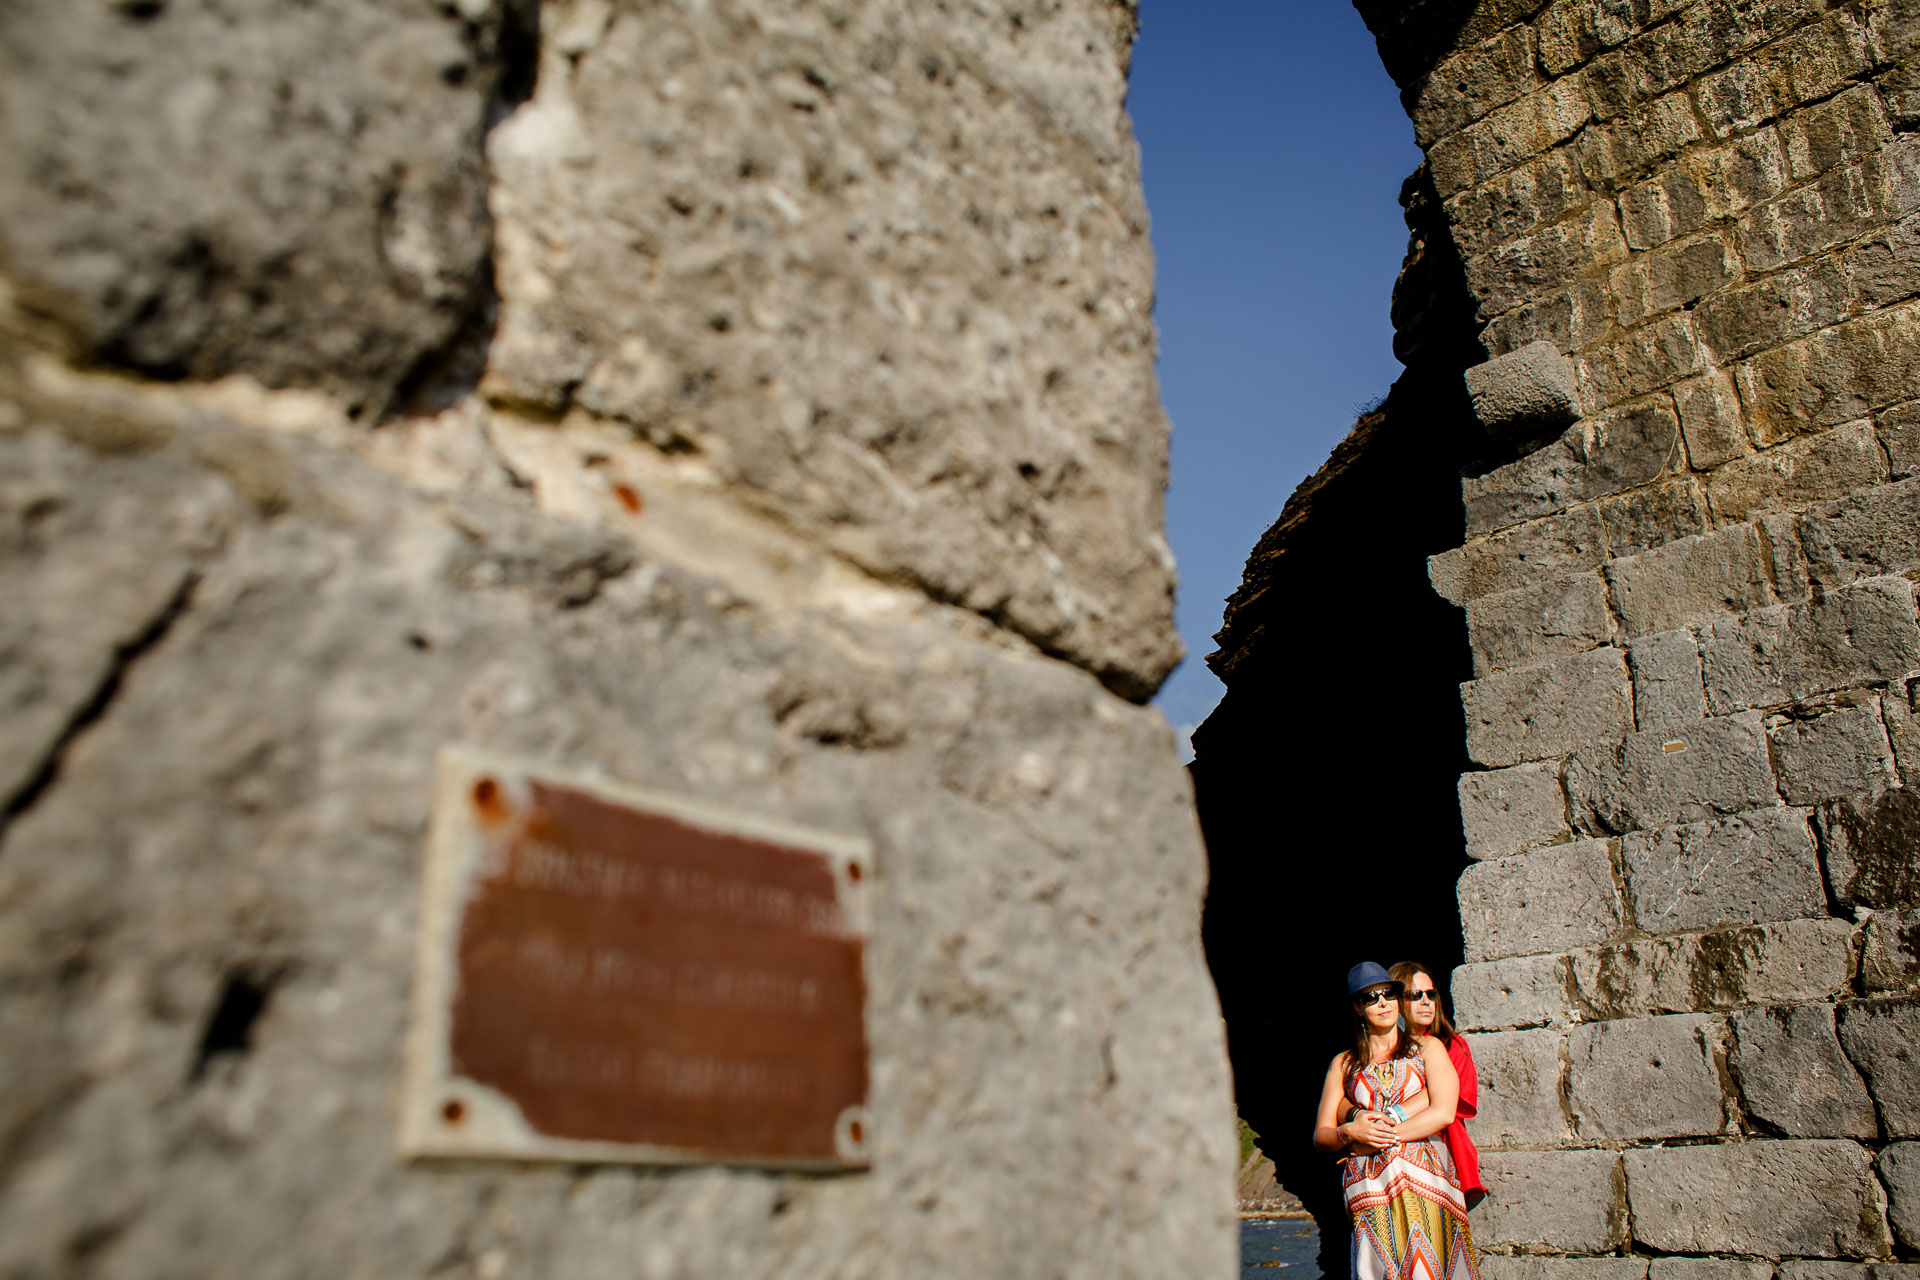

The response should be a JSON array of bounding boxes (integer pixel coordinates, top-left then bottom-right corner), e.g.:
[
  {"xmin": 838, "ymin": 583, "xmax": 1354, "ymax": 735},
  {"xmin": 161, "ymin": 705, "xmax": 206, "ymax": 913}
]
[
  {"xmin": 0, "ymin": 2, "xmax": 1237, "ymax": 1276},
  {"xmin": 1360, "ymin": 0, "xmax": 1920, "ymax": 1271}
]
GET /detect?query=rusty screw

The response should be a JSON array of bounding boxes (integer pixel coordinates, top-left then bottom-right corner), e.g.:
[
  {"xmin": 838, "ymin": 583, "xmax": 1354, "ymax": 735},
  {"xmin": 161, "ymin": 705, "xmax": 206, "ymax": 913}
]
[
  {"xmin": 472, "ymin": 777, "xmax": 508, "ymax": 822},
  {"xmin": 442, "ymin": 1099, "xmax": 466, "ymax": 1125}
]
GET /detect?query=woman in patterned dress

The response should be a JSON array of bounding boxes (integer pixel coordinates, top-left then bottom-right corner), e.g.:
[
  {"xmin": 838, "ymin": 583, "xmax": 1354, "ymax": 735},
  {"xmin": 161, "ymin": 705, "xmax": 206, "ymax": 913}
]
[{"xmin": 1313, "ymin": 961, "xmax": 1479, "ymax": 1280}]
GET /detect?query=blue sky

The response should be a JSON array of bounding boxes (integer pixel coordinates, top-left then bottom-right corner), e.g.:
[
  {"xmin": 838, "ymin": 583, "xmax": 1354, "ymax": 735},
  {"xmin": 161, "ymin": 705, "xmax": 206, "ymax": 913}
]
[{"xmin": 1131, "ymin": 2, "xmax": 1425, "ymax": 748}]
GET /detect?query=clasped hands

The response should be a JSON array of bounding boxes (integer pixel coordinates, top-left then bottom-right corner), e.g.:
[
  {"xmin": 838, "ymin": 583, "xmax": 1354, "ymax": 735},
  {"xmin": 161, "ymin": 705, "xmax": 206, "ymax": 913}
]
[{"xmin": 1340, "ymin": 1109, "xmax": 1400, "ymax": 1155}]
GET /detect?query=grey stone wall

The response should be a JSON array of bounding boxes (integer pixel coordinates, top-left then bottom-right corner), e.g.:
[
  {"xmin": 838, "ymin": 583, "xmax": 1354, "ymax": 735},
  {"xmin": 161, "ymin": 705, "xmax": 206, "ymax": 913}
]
[
  {"xmin": 1361, "ymin": 0, "xmax": 1920, "ymax": 1268},
  {"xmin": 0, "ymin": 1, "xmax": 1237, "ymax": 1276}
]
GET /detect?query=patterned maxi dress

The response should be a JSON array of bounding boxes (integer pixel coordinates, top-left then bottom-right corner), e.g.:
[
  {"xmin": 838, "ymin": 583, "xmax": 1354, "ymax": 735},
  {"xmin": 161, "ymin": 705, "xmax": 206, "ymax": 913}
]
[{"xmin": 1343, "ymin": 1050, "xmax": 1480, "ymax": 1280}]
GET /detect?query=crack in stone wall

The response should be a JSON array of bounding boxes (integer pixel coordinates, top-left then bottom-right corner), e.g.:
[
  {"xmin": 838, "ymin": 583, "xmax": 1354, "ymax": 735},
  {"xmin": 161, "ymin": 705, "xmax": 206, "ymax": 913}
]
[{"xmin": 1, "ymin": 569, "xmax": 197, "ymax": 832}]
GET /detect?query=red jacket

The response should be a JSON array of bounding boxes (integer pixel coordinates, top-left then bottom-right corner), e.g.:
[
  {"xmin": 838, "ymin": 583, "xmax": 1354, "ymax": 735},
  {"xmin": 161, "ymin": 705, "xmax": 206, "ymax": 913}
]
[{"xmin": 1443, "ymin": 1033, "xmax": 1485, "ymax": 1208}]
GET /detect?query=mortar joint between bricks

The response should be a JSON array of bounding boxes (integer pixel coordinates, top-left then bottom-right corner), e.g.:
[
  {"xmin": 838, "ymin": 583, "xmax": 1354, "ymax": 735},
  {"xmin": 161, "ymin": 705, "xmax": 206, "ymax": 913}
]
[
  {"xmin": 1806, "ymin": 801, "xmax": 1866, "ymax": 938},
  {"xmin": 1844, "ymin": 1025, "xmax": 1897, "ymax": 1144},
  {"xmin": 1702, "ymin": 1015, "xmax": 1744, "ymax": 1138},
  {"xmin": 1557, "ymin": 755, "xmax": 1579, "ymax": 837},
  {"xmin": 1556, "ymin": 1023, "xmax": 1577, "ymax": 1137},
  {"xmin": 1609, "ymin": 1148, "xmax": 1632, "ymax": 1251},
  {"xmin": 1847, "ymin": 916, "xmax": 1873, "ymax": 1002},
  {"xmin": 1604, "ymin": 836, "xmax": 1654, "ymax": 946}
]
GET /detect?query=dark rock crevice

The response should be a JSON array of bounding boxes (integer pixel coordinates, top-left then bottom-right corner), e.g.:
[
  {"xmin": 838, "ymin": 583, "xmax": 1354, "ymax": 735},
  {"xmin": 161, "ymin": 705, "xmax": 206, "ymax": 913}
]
[
  {"xmin": 188, "ymin": 965, "xmax": 284, "ymax": 1083},
  {"xmin": 384, "ymin": 0, "xmax": 543, "ymax": 423},
  {"xmin": 1190, "ymin": 160, "xmax": 1487, "ymax": 1273}
]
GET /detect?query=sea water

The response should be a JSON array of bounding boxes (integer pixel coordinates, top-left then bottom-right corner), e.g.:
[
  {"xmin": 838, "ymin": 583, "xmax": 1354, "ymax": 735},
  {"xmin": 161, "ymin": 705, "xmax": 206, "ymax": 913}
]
[{"xmin": 1239, "ymin": 1217, "xmax": 1321, "ymax": 1279}]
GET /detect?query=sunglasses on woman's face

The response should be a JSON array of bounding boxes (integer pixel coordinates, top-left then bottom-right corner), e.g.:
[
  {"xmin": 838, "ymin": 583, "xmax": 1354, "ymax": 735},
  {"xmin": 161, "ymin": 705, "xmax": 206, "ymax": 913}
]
[
  {"xmin": 1353, "ymin": 986, "xmax": 1401, "ymax": 1007},
  {"xmin": 1408, "ymin": 989, "xmax": 1437, "ymax": 1003}
]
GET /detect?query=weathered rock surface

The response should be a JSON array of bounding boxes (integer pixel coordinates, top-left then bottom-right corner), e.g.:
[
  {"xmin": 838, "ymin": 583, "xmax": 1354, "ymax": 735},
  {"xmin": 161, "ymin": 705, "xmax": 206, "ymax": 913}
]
[
  {"xmin": 0, "ymin": 398, "xmax": 1235, "ymax": 1279},
  {"xmin": 1604, "ymin": 523, "xmax": 1778, "ymax": 638},
  {"xmin": 1801, "ymin": 476, "xmax": 1920, "ymax": 586},
  {"xmin": 1778, "ymin": 1265, "xmax": 1920, "ymax": 1280},
  {"xmin": 1820, "ymin": 790, "xmax": 1920, "ymax": 909},
  {"xmin": 1463, "ymin": 648, "xmax": 1634, "ymax": 768},
  {"xmin": 1476, "ymin": 1149, "xmax": 1627, "ymax": 1254},
  {"xmin": 1463, "ymin": 401, "xmax": 1684, "ymax": 537},
  {"xmin": 1483, "ymin": 1261, "xmax": 1646, "ymax": 1280},
  {"xmin": 1566, "ymin": 919, "xmax": 1857, "ymax": 1021},
  {"xmin": 476, "ymin": 0, "xmax": 1181, "ymax": 698},
  {"xmin": 0, "ymin": 0, "xmax": 524, "ymax": 412},
  {"xmin": 1458, "ymin": 839, "xmax": 1624, "ymax": 962},
  {"xmin": 1769, "ymin": 702, "xmax": 1898, "ymax": 805},
  {"xmin": 1699, "ymin": 577, "xmax": 1920, "ymax": 715},
  {"xmin": 1619, "ymin": 807, "xmax": 1826, "ymax": 935},
  {"xmin": 0, "ymin": 0, "xmax": 1181, "ymax": 704},
  {"xmin": 1882, "ymin": 1141, "xmax": 1920, "ymax": 1250},
  {"xmin": 1838, "ymin": 997, "xmax": 1920, "ymax": 1138},
  {"xmin": 1454, "ymin": 952, "xmax": 1574, "ymax": 1032},
  {"xmin": 1466, "ymin": 340, "xmax": 1584, "ymax": 441},
  {"xmin": 1567, "ymin": 712, "xmax": 1780, "ymax": 832},
  {"xmin": 1628, "ymin": 629, "xmax": 1708, "ymax": 734},
  {"xmin": 1568, "ymin": 1013, "xmax": 1727, "ymax": 1142},
  {"xmin": 1731, "ymin": 1003, "xmax": 1879, "ymax": 1138},
  {"xmin": 0, "ymin": 0, "xmax": 1236, "ymax": 1274},
  {"xmin": 1862, "ymin": 907, "xmax": 1920, "ymax": 994},
  {"xmin": 1429, "ymin": 505, "xmax": 1610, "ymax": 606},
  {"xmin": 1625, "ymin": 1140, "xmax": 1893, "ymax": 1257},
  {"xmin": 0, "ymin": 431, "xmax": 230, "ymax": 811},
  {"xmin": 1459, "ymin": 763, "xmax": 1573, "ymax": 861},
  {"xmin": 1453, "ymin": 916, "xmax": 1859, "ymax": 1030},
  {"xmin": 1878, "ymin": 680, "xmax": 1920, "ymax": 788},
  {"xmin": 1470, "ymin": 1027, "xmax": 1571, "ymax": 1148},
  {"xmin": 1648, "ymin": 1262, "xmax": 1776, "ymax": 1280},
  {"xmin": 1465, "ymin": 572, "xmax": 1613, "ymax": 676},
  {"xmin": 1705, "ymin": 420, "xmax": 1888, "ymax": 525}
]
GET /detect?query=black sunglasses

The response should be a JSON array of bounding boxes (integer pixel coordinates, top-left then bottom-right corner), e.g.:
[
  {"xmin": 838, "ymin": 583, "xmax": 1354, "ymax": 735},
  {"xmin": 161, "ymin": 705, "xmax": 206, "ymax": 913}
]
[
  {"xmin": 1407, "ymin": 989, "xmax": 1438, "ymax": 1003},
  {"xmin": 1353, "ymin": 985, "xmax": 1402, "ymax": 1007}
]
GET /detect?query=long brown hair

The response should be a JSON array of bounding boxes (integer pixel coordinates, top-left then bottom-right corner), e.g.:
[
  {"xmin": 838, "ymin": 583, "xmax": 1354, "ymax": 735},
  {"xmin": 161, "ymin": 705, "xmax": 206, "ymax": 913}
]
[
  {"xmin": 1391, "ymin": 961, "xmax": 1457, "ymax": 1046},
  {"xmin": 1347, "ymin": 983, "xmax": 1415, "ymax": 1076}
]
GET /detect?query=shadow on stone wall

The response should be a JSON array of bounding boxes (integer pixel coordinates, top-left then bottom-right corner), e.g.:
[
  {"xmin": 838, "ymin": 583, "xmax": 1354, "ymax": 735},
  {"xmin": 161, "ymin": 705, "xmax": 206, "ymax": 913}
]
[{"xmin": 1190, "ymin": 162, "xmax": 1489, "ymax": 1273}]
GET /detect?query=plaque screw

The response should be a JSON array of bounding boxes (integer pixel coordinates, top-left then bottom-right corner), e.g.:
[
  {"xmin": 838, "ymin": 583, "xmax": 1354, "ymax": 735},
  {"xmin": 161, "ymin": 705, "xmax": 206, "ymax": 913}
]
[
  {"xmin": 845, "ymin": 861, "xmax": 863, "ymax": 883},
  {"xmin": 442, "ymin": 1099, "xmax": 466, "ymax": 1125},
  {"xmin": 472, "ymin": 777, "xmax": 508, "ymax": 821}
]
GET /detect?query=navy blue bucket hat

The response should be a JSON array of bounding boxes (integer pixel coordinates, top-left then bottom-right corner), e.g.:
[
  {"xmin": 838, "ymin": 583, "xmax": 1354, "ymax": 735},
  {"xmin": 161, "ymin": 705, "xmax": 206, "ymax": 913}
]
[{"xmin": 1347, "ymin": 960, "xmax": 1403, "ymax": 997}]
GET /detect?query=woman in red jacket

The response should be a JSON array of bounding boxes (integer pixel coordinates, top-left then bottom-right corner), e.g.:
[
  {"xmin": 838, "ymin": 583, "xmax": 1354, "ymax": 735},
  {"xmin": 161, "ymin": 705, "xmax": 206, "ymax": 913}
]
[{"xmin": 1389, "ymin": 961, "xmax": 1484, "ymax": 1210}]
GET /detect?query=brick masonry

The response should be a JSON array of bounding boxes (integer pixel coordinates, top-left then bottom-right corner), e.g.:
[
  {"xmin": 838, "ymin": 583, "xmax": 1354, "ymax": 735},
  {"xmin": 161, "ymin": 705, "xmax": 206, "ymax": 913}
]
[{"xmin": 1358, "ymin": 0, "xmax": 1920, "ymax": 1268}]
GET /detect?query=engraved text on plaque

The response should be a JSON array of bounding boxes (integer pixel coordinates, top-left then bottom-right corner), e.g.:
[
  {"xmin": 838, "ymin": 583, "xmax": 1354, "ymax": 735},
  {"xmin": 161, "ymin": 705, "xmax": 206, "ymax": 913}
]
[{"xmin": 402, "ymin": 746, "xmax": 872, "ymax": 1168}]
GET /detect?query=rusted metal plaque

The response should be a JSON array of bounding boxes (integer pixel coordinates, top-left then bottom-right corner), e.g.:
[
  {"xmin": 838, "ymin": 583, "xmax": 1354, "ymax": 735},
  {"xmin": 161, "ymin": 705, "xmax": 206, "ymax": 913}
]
[{"xmin": 401, "ymin": 745, "xmax": 872, "ymax": 1169}]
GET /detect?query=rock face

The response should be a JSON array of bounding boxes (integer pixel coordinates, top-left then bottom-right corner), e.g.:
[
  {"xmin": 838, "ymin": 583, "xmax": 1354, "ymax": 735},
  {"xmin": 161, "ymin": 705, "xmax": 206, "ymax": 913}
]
[
  {"xmin": 0, "ymin": 0, "xmax": 533, "ymax": 413},
  {"xmin": 0, "ymin": 2, "xmax": 1236, "ymax": 1277},
  {"xmin": 477, "ymin": 1, "xmax": 1182, "ymax": 699},
  {"xmin": 1198, "ymin": 0, "xmax": 1920, "ymax": 1271},
  {"xmin": 0, "ymin": 0, "xmax": 1180, "ymax": 703},
  {"xmin": 1466, "ymin": 340, "xmax": 1585, "ymax": 443}
]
